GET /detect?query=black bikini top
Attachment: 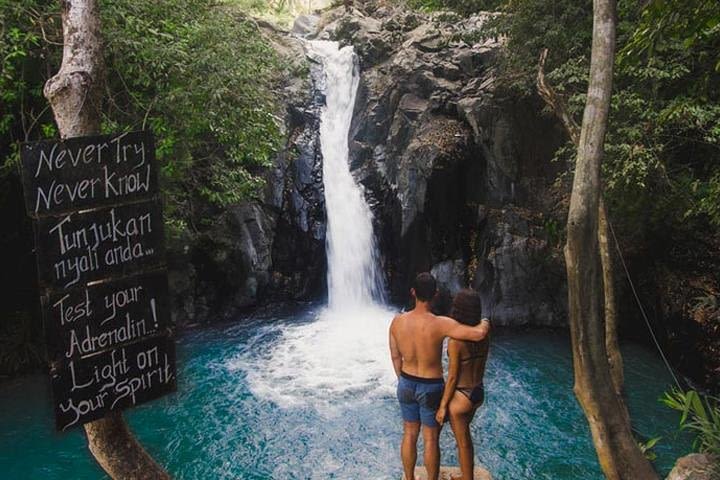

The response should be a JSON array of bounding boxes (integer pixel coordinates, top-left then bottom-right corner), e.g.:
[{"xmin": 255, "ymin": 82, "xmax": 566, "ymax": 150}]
[{"xmin": 456, "ymin": 340, "xmax": 487, "ymax": 363}]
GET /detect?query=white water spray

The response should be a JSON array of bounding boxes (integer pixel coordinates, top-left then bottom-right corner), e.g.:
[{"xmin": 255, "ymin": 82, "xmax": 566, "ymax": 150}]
[{"xmin": 232, "ymin": 41, "xmax": 396, "ymax": 408}]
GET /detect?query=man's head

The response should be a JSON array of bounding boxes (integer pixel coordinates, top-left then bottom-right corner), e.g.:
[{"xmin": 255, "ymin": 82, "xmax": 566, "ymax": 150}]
[{"xmin": 411, "ymin": 272, "xmax": 437, "ymax": 303}]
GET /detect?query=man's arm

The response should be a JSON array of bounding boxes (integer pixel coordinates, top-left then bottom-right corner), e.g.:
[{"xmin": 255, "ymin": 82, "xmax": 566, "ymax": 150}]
[
  {"xmin": 389, "ymin": 316, "xmax": 403, "ymax": 378},
  {"xmin": 439, "ymin": 315, "xmax": 490, "ymax": 341}
]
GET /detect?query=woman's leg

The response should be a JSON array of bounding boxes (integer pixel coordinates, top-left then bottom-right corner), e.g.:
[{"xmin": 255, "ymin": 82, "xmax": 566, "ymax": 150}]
[{"xmin": 449, "ymin": 393, "xmax": 476, "ymax": 480}]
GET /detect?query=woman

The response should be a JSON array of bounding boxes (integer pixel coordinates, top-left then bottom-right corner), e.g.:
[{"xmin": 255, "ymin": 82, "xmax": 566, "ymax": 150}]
[{"xmin": 435, "ymin": 289, "xmax": 490, "ymax": 480}]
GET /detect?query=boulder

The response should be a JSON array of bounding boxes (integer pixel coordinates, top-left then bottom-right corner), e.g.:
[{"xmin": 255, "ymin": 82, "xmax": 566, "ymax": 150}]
[
  {"xmin": 292, "ymin": 14, "xmax": 320, "ymax": 37},
  {"xmin": 471, "ymin": 207, "xmax": 566, "ymax": 326},
  {"xmin": 666, "ymin": 454, "xmax": 719, "ymax": 480}
]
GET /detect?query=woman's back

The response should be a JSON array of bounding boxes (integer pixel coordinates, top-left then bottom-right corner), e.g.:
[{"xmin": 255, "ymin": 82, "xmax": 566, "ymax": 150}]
[{"xmin": 451, "ymin": 337, "xmax": 489, "ymax": 389}]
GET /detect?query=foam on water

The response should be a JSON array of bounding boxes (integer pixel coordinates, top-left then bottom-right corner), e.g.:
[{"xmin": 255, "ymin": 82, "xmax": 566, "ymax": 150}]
[
  {"xmin": 232, "ymin": 305, "xmax": 396, "ymax": 409},
  {"xmin": 234, "ymin": 40, "xmax": 394, "ymax": 408}
]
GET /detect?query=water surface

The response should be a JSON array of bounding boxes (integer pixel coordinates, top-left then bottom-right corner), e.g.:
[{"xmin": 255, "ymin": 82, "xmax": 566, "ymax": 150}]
[{"xmin": 0, "ymin": 304, "xmax": 692, "ymax": 479}]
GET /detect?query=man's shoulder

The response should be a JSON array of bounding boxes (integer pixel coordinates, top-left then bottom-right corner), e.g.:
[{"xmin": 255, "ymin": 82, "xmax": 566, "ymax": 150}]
[
  {"xmin": 390, "ymin": 312, "xmax": 406, "ymax": 329},
  {"xmin": 432, "ymin": 314, "xmax": 455, "ymax": 328}
]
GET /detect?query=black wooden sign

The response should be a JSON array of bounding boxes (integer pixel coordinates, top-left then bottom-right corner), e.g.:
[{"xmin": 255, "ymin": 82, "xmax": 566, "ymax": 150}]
[
  {"xmin": 21, "ymin": 131, "xmax": 157, "ymax": 218},
  {"xmin": 42, "ymin": 271, "xmax": 170, "ymax": 362},
  {"xmin": 20, "ymin": 130, "xmax": 176, "ymax": 431},
  {"xmin": 51, "ymin": 334, "xmax": 176, "ymax": 431},
  {"xmin": 34, "ymin": 200, "xmax": 165, "ymax": 291}
]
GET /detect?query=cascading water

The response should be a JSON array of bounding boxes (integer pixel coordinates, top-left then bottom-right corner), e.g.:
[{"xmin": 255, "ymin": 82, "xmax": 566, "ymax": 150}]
[
  {"xmin": 313, "ymin": 41, "xmax": 386, "ymax": 310},
  {"xmin": 232, "ymin": 41, "xmax": 396, "ymax": 408}
]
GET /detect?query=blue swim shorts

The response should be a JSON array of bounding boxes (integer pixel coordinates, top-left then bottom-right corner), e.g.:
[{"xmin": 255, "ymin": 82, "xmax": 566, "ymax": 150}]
[{"xmin": 397, "ymin": 371, "xmax": 445, "ymax": 427}]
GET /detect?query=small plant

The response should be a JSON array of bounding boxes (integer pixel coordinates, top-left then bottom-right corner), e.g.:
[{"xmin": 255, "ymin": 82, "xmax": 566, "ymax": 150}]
[
  {"xmin": 690, "ymin": 293, "xmax": 720, "ymax": 325},
  {"xmin": 662, "ymin": 387, "xmax": 720, "ymax": 456},
  {"xmin": 637, "ymin": 436, "xmax": 661, "ymax": 461},
  {"xmin": 0, "ymin": 312, "xmax": 45, "ymax": 376},
  {"xmin": 542, "ymin": 216, "xmax": 563, "ymax": 248}
]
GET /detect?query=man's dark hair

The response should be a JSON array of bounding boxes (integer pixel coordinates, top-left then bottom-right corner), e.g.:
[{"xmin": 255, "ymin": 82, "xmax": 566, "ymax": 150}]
[
  {"xmin": 413, "ymin": 272, "xmax": 437, "ymax": 302},
  {"xmin": 450, "ymin": 289, "xmax": 483, "ymax": 326}
]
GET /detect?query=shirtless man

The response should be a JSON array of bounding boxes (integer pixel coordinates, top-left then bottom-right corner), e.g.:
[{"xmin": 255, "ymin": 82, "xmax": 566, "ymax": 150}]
[{"xmin": 389, "ymin": 273, "xmax": 490, "ymax": 480}]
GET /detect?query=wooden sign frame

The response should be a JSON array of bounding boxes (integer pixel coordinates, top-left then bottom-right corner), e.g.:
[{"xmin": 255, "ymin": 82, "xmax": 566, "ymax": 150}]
[{"xmin": 20, "ymin": 130, "xmax": 176, "ymax": 431}]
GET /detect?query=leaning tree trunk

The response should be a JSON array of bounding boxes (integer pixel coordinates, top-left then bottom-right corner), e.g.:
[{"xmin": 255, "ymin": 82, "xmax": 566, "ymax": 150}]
[
  {"xmin": 43, "ymin": 1, "xmax": 170, "ymax": 478},
  {"xmin": 537, "ymin": 49, "xmax": 624, "ymax": 395},
  {"xmin": 564, "ymin": 0, "xmax": 657, "ymax": 479}
]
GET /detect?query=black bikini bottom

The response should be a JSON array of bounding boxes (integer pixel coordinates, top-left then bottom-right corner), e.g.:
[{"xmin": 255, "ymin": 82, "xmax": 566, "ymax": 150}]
[{"xmin": 457, "ymin": 383, "xmax": 484, "ymax": 406}]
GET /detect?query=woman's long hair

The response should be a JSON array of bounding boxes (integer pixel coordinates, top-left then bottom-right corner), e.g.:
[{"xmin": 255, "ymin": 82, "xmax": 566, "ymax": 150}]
[{"xmin": 450, "ymin": 289, "xmax": 483, "ymax": 326}]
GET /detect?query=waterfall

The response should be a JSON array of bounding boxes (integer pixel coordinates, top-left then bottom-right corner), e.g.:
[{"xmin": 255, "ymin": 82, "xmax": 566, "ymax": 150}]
[
  {"xmin": 236, "ymin": 41, "xmax": 396, "ymax": 408},
  {"xmin": 308, "ymin": 40, "xmax": 385, "ymax": 310}
]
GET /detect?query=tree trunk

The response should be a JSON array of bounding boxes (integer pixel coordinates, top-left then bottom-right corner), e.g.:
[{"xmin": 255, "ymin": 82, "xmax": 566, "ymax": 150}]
[
  {"xmin": 43, "ymin": 0, "xmax": 103, "ymax": 139},
  {"xmin": 537, "ymin": 48, "xmax": 624, "ymax": 395},
  {"xmin": 564, "ymin": 0, "xmax": 656, "ymax": 478},
  {"xmin": 44, "ymin": 2, "xmax": 170, "ymax": 478},
  {"xmin": 84, "ymin": 413, "xmax": 170, "ymax": 479},
  {"xmin": 598, "ymin": 197, "xmax": 624, "ymax": 395}
]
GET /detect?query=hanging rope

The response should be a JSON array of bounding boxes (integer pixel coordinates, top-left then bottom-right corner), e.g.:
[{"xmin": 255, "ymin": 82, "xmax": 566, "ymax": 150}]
[{"xmin": 606, "ymin": 218, "xmax": 683, "ymax": 390}]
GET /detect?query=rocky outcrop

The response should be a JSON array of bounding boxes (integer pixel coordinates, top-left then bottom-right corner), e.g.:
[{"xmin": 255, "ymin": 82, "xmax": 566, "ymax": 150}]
[
  {"xmin": 315, "ymin": 3, "xmax": 566, "ymax": 324},
  {"xmin": 665, "ymin": 454, "xmax": 719, "ymax": 480},
  {"xmin": 471, "ymin": 207, "xmax": 566, "ymax": 326},
  {"xmin": 267, "ymin": 53, "xmax": 328, "ymax": 301}
]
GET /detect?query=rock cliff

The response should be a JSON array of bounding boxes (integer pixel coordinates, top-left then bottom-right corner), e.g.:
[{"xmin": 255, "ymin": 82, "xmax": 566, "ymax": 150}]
[
  {"xmin": 314, "ymin": 3, "xmax": 567, "ymax": 325},
  {"xmin": 170, "ymin": 3, "xmax": 573, "ymax": 327}
]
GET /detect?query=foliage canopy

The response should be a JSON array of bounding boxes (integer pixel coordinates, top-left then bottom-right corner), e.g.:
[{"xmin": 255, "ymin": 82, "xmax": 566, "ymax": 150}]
[
  {"xmin": 485, "ymin": 0, "xmax": 720, "ymax": 236},
  {"xmin": 0, "ymin": 0, "xmax": 284, "ymax": 234},
  {"xmin": 0, "ymin": 0, "xmax": 286, "ymax": 373}
]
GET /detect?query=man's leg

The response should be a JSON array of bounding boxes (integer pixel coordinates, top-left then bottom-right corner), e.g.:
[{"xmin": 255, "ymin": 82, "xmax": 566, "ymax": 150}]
[
  {"xmin": 422, "ymin": 425, "xmax": 440, "ymax": 480},
  {"xmin": 401, "ymin": 421, "xmax": 420, "ymax": 480}
]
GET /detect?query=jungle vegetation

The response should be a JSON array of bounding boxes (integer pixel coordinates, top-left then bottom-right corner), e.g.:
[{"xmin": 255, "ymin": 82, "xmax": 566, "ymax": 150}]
[{"xmin": 0, "ymin": 0, "xmax": 286, "ymax": 375}]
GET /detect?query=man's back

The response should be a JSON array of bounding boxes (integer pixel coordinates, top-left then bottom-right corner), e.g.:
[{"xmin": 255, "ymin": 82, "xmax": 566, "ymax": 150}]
[{"xmin": 390, "ymin": 309, "xmax": 446, "ymax": 379}]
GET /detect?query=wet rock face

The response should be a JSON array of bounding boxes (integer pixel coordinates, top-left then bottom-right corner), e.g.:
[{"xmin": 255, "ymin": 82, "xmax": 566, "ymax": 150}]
[
  {"xmin": 269, "ymin": 57, "xmax": 328, "ymax": 301},
  {"xmin": 169, "ymin": 203, "xmax": 277, "ymax": 325},
  {"xmin": 318, "ymin": 2, "xmax": 567, "ymax": 325},
  {"xmin": 471, "ymin": 207, "xmax": 566, "ymax": 326}
]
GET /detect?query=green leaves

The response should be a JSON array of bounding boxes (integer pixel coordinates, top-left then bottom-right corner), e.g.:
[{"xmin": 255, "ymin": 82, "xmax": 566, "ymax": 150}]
[
  {"xmin": 99, "ymin": 0, "xmax": 283, "ymax": 228},
  {"xmin": 1, "ymin": 0, "xmax": 285, "ymax": 236},
  {"xmin": 662, "ymin": 387, "xmax": 720, "ymax": 455},
  {"xmin": 638, "ymin": 436, "xmax": 662, "ymax": 461},
  {"xmin": 620, "ymin": 0, "xmax": 720, "ymax": 73},
  {"xmin": 489, "ymin": 0, "xmax": 720, "ymax": 237}
]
